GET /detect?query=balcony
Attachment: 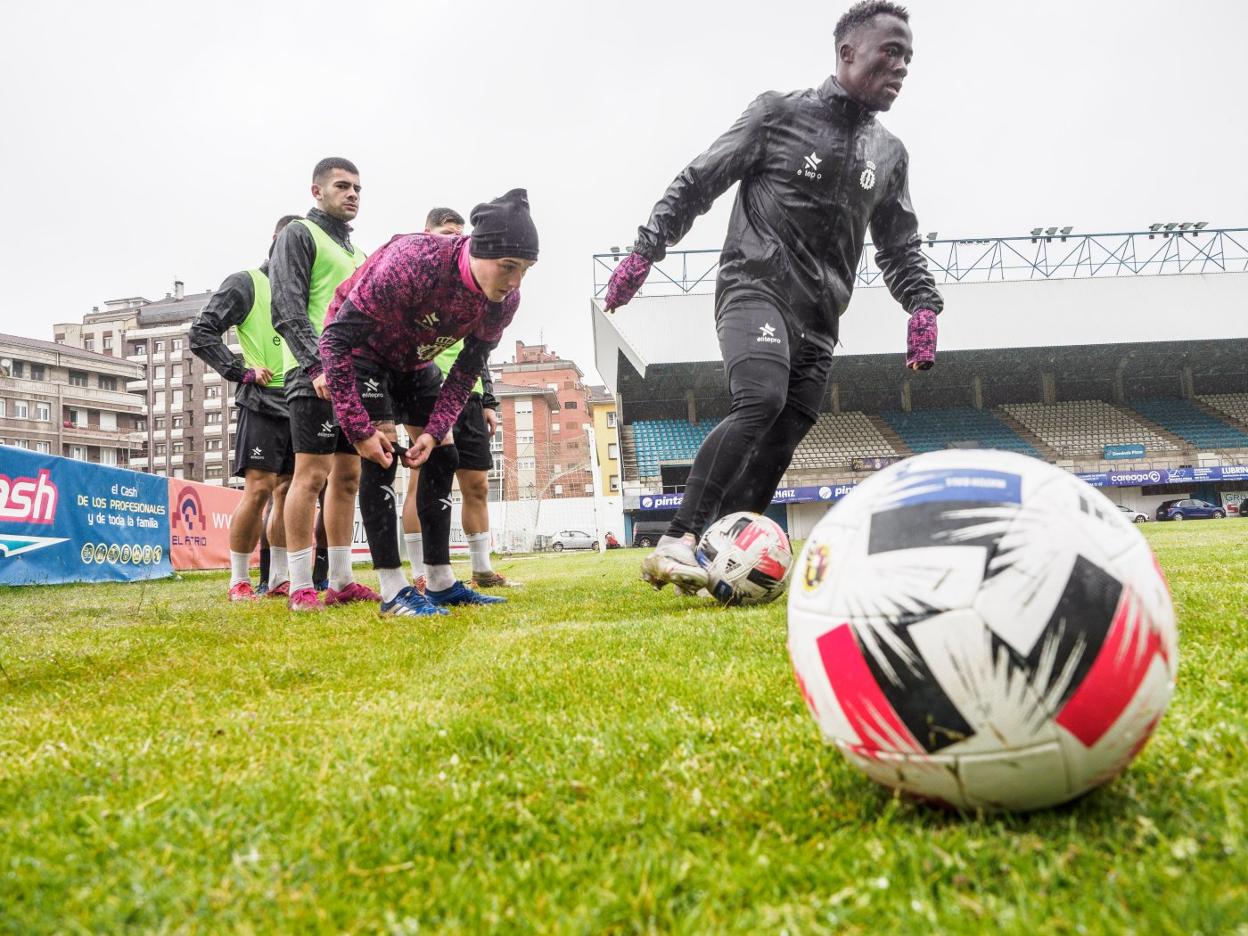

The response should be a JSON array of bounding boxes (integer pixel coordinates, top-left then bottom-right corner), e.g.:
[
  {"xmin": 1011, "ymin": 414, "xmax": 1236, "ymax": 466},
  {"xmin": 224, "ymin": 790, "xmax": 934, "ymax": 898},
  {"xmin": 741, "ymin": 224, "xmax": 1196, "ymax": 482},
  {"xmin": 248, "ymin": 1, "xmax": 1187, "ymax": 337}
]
[
  {"xmin": 203, "ymin": 396, "xmax": 223, "ymax": 410},
  {"xmin": 128, "ymin": 456, "xmax": 150, "ymax": 469},
  {"xmin": 62, "ymin": 424, "xmax": 145, "ymax": 447},
  {"xmin": 203, "ymin": 370, "xmax": 221, "ymax": 383},
  {"xmin": 126, "ymin": 378, "xmax": 148, "ymax": 392},
  {"xmin": 203, "ymin": 450, "xmax": 223, "ymax": 462}
]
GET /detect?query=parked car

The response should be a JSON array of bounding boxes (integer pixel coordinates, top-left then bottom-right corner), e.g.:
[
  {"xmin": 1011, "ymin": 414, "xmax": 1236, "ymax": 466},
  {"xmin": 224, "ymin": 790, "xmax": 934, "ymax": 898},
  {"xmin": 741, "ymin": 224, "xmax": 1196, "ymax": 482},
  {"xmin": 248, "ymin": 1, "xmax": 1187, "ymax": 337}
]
[
  {"xmin": 549, "ymin": 529, "xmax": 598, "ymax": 551},
  {"xmin": 1115, "ymin": 504, "xmax": 1149, "ymax": 523},
  {"xmin": 1155, "ymin": 498, "xmax": 1225, "ymax": 521},
  {"xmin": 631, "ymin": 521, "xmax": 670, "ymax": 548}
]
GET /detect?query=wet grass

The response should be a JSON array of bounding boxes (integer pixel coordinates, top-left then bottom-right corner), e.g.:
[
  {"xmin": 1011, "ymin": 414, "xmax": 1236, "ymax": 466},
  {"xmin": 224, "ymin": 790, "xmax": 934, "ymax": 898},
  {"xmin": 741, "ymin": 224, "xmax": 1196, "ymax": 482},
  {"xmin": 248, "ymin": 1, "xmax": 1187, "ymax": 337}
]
[{"xmin": 1, "ymin": 522, "xmax": 1245, "ymax": 933}]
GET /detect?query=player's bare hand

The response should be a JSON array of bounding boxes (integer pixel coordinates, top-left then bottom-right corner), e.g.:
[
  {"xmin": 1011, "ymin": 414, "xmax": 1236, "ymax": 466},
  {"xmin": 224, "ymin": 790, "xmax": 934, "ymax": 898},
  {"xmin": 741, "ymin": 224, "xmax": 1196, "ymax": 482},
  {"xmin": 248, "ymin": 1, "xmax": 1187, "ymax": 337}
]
[
  {"xmin": 354, "ymin": 431, "xmax": 393, "ymax": 467},
  {"xmin": 405, "ymin": 433, "xmax": 436, "ymax": 468},
  {"xmin": 253, "ymin": 367, "xmax": 274, "ymax": 387},
  {"xmin": 313, "ymin": 373, "xmax": 331, "ymax": 400},
  {"xmin": 484, "ymin": 407, "xmax": 498, "ymax": 435}
]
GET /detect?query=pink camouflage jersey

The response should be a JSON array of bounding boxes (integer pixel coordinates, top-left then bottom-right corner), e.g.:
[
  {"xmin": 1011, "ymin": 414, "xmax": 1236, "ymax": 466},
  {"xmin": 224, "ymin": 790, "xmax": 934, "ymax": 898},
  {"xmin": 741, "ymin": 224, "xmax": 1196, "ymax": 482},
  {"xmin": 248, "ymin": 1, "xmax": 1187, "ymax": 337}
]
[{"xmin": 319, "ymin": 233, "xmax": 519, "ymax": 444}]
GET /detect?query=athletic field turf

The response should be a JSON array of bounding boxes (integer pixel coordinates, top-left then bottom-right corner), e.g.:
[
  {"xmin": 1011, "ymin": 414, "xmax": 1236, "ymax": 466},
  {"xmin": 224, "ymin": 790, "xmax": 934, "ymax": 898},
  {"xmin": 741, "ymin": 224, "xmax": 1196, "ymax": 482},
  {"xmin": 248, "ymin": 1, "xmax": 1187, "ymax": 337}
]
[{"xmin": 1, "ymin": 522, "xmax": 1244, "ymax": 934}]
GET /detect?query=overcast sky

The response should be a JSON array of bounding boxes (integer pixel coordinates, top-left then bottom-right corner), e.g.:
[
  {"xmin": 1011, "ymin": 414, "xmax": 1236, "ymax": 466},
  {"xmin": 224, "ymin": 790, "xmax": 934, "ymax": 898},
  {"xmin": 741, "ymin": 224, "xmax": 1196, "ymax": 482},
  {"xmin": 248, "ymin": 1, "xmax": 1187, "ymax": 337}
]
[{"xmin": 2, "ymin": 0, "xmax": 1245, "ymax": 381}]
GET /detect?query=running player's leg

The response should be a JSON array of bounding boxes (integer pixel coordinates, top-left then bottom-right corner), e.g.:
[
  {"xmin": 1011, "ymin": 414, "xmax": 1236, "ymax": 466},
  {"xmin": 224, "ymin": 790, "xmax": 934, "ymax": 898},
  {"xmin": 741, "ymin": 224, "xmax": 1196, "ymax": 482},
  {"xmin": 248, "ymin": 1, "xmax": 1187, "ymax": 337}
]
[
  {"xmin": 642, "ymin": 302, "xmax": 790, "ymax": 591},
  {"xmin": 718, "ymin": 337, "xmax": 834, "ymax": 515}
]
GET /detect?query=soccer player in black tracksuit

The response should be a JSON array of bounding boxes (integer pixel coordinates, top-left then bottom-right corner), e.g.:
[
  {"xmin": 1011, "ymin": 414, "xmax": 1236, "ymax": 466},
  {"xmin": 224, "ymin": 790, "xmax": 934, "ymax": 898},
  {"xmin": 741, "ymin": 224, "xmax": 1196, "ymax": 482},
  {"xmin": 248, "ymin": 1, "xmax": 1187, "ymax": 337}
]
[{"xmin": 605, "ymin": 0, "xmax": 944, "ymax": 594}]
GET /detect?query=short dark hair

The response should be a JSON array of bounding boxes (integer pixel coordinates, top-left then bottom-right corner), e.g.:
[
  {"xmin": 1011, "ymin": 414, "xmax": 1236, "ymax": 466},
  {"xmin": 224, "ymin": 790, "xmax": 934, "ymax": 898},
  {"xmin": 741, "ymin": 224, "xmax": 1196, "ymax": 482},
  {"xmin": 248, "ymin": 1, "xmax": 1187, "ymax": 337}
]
[
  {"xmin": 834, "ymin": 0, "xmax": 909, "ymax": 46},
  {"xmin": 425, "ymin": 207, "xmax": 465, "ymax": 230},
  {"xmin": 312, "ymin": 157, "xmax": 359, "ymax": 184},
  {"xmin": 274, "ymin": 214, "xmax": 301, "ymax": 235}
]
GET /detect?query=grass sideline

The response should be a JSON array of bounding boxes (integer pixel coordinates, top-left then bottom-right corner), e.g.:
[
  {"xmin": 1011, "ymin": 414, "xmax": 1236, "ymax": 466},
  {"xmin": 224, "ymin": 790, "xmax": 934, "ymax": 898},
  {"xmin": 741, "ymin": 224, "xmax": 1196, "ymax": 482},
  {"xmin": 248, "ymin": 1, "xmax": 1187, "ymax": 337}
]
[{"xmin": 1, "ymin": 523, "xmax": 1245, "ymax": 933}]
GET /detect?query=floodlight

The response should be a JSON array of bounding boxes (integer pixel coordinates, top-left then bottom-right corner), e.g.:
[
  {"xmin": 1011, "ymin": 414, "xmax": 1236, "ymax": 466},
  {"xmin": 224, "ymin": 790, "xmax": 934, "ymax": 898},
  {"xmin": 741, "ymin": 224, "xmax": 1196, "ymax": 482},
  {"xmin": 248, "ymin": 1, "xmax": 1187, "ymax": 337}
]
[
  {"xmin": 1045, "ymin": 227, "xmax": 1058, "ymax": 236},
  {"xmin": 1149, "ymin": 223, "xmax": 1163, "ymax": 232},
  {"xmin": 1193, "ymin": 221, "xmax": 1209, "ymax": 230},
  {"xmin": 1031, "ymin": 227, "xmax": 1044, "ymax": 237},
  {"xmin": 1060, "ymin": 226, "xmax": 1073, "ymax": 235}
]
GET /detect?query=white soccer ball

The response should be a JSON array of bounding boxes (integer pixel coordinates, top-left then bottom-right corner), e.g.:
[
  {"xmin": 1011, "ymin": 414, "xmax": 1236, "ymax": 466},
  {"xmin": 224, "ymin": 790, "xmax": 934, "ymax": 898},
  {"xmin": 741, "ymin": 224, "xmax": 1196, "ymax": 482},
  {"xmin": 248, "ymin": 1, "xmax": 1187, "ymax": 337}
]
[
  {"xmin": 788, "ymin": 450, "xmax": 1177, "ymax": 811},
  {"xmin": 697, "ymin": 511, "xmax": 793, "ymax": 606}
]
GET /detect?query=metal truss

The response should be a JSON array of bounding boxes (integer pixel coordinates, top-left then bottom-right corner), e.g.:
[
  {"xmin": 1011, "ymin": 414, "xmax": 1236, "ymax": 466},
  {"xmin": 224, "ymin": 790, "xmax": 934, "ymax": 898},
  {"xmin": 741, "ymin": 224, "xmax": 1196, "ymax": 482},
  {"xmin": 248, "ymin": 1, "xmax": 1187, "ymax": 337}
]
[{"xmin": 592, "ymin": 228, "xmax": 1248, "ymax": 298}]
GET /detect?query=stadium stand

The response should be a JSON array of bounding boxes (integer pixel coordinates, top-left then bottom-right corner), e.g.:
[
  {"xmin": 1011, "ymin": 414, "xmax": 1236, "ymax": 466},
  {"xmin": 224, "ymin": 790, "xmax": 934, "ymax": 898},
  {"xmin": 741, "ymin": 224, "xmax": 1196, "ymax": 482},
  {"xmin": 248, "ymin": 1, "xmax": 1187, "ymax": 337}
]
[
  {"xmin": 788, "ymin": 412, "xmax": 901, "ymax": 469},
  {"xmin": 631, "ymin": 419, "xmax": 718, "ymax": 477},
  {"xmin": 1127, "ymin": 398, "xmax": 1248, "ymax": 449},
  {"xmin": 1001, "ymin": 400, "xmax": 1181, "ymax": 456},
  {"xmin": 1199, "ymin": 393, "xmax": 1248, "ymax": 428},
  {"xmin": 881, "ymin": 406, "xmax": 1038, "ymax": 456}
]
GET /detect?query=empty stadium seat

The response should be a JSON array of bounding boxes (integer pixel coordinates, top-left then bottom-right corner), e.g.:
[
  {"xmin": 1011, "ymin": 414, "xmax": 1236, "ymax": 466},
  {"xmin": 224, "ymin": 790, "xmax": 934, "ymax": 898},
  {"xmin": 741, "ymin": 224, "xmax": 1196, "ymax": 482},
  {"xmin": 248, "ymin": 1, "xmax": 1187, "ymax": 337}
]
[
  {"xmin": 1000, "ymin": 400, "xmax": 1179, "ymax": 457},
  {"xmin": 1128, "ymin": 398, "xmax": 1248, "ymax": 449},
  {"xmin": 1198, "ymin": 393, "xmax": 1248, "ymax": 428},
  {"xmin": 881, "ymin": 407, "xmax": 1037, "ymax": 456},
  {"xmin": 789, "ymin": 412, "xmax": 899, "ymax": 469},
  {"xmin": 630, "ymin": 419, "xmax": 719, "ymax": 478}
]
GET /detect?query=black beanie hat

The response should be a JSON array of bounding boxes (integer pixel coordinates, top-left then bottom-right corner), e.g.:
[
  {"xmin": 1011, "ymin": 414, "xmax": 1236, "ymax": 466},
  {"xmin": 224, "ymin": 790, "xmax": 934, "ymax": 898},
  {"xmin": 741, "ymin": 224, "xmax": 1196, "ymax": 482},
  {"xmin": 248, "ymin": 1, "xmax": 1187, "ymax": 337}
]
[{"xmin": 469, "ymin": 188, "xmax": 539, "ymax": 261}]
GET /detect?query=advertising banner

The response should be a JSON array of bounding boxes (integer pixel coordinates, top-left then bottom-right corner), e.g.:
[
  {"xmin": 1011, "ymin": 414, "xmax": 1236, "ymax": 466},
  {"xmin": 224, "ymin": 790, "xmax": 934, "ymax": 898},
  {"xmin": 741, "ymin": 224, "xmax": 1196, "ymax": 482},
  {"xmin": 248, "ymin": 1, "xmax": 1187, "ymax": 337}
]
[
  {"xmin": 0, "ymin": 446, "xmax": 171, "ymax": 586},
  {"xmin": 168, "ymin": 479, "xmax": 258, "ymax": 570},
  {"xmin": 636, "ymin": 483, "xmax": 858, "ymax": 512},
  {"xmin": 1222, "ymin": 491, "xmax": 1247, "ymax": 516},
  {"xmin": 1104, "ymin": 443, "xmax": 1146, "ymax": 460}
]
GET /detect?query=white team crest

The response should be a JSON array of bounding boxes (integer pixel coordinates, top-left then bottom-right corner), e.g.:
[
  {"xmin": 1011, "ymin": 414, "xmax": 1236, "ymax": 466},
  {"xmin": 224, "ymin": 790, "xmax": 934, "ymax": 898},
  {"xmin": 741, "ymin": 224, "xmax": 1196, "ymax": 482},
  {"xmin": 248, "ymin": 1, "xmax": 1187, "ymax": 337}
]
[{"xmin": 859, "ymin": 160, "xmax": 877, "ymax": 190}]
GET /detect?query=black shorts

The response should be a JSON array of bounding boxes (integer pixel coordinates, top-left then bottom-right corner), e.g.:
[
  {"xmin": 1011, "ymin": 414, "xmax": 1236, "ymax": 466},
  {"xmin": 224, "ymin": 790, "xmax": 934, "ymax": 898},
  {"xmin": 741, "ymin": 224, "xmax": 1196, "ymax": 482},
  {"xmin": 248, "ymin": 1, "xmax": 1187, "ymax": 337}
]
[
  {"xmin": 451, "ymin": 395, "xmax": 495, "ymax": 472},
  {"xmin": 233, "ymin": 406, "xmax": 295, "ymax": 477},
  {"xmin": 379, "ymin": 365, "xmax": 444, "ymax": 429},
  {"xmin": 716, "ymin": 301, "xmax": 835, "ymax": 420},
  {"xmin": 288, "ymin": 396, "xmax": 358, "ymax": 455}
]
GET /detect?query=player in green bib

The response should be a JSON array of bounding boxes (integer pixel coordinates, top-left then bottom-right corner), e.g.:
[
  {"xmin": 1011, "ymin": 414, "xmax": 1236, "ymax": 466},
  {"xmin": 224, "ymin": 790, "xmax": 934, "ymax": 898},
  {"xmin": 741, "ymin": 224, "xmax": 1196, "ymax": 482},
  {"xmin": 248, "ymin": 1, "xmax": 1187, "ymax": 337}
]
[
  {"xmin": 401, "ymin": 207, "xmax": 513, "ymax": 590},
  {"xmin": 190, "ymin": 214, "xmax": 301, "ymax": 601},
  {"xmin": 270, "ymin": 156, "xmax": 377, "ymax": 612}
]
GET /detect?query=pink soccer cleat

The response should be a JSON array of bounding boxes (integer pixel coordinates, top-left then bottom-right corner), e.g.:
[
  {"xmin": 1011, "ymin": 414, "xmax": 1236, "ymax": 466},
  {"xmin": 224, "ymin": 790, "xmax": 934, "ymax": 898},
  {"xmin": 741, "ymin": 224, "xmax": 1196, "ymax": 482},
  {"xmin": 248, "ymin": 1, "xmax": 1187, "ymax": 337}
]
[
  {"xmin": 229, "ymin": 582, "xmax": 260, "ymax": 602},
  {"xmin": 324, "ymin": 581, "xmax": 382, "ymax": 606},
  {"xmin": 288, "ymin": 587, "xmax": 325, "ymax": 613}
]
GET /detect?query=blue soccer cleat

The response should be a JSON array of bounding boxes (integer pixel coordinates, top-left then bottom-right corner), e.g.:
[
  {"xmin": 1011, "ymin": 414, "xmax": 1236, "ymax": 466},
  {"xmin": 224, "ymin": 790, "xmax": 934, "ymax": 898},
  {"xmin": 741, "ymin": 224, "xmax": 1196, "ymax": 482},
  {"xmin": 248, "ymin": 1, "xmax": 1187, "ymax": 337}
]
[
  {"xmin": 380, "ymin": 585, "xmax": 449, "ymax": 617},
  {"xmin": 426, "ymin": 580, "xmax": 508, "ymax": 607}
]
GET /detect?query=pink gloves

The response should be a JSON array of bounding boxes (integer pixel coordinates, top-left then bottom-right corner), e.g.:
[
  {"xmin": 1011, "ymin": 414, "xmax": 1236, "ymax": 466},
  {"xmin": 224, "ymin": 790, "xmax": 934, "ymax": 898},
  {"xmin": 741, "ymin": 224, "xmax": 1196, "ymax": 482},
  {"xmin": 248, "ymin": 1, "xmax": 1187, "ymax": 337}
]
[
  {"xmin": 906, "ymin": 308, "xmax": 938, "ymax": 371},
  {"xmin": 604, "ymin": 252, "xmax": 652, "ymax": 311}
]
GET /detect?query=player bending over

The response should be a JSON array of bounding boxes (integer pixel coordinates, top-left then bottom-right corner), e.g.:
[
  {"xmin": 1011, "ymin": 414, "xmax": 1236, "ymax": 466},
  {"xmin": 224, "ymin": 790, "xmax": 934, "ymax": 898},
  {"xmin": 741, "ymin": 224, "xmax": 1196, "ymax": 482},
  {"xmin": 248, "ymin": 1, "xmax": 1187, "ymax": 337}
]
[{"xmin": 319, "ymin": 189, "xmax": 538, "ymax": 616}]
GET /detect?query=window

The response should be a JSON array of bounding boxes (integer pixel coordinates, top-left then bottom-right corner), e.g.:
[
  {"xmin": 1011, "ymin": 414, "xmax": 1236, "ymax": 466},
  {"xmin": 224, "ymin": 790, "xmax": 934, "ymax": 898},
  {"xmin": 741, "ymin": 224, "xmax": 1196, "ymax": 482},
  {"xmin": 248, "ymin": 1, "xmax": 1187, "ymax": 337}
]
[
  {"xmin": 566, "ymin": 440, "xmax": 580, "ymax": 450},
  {"xmin": 563, "ymin": 401, "xmax": 577, "ymax": 410},
  {"xmin": 14, "ymin": 400, "xmax": 28, "ymax": 419},
  {"xmin": 103, "ymin": 336, "xmax": 113, "ymax": 352},
  {"xmin": 35, "ymin": 402, "xmax": 50, "ymax": 422},
  {"xmin": 206, "ymin": 467, "xmax": 223, "ymax": 479},
  {"xmin": 154, "ymin": 340, "xmax": 164, "ymax": 353},
  {"xmin": 172, "ymin": 363, "xmax": 182, "ymax": 379},
  {"xmin": 517, "ymin": 457, "xmax": 535, "ymax": 470},
  {"xmin": 172, "ymin": 390, "xmax": 183, "ymax": 407},
  {"xmin": 99, "ymin": 412, "xmax": 116, "ymax": 431},
  {"xmin": 35, "ymin": 440, "xmax": 51, "ymax": 454},
  {"xmin": 154, "ymin": 416, "xmax": 165, "ymax": 430},
  {"xmin": 554, "ymin": 484, "xmax": 563, "ymax": 495},
  {"xmin": 547, "ymin": 383, "xmax": 558, "ymax": 392},
  {"xmin": 172, "ymin": 442, "xmax": 184, "ymax": 454},
  {"xmin": 0, "ymin": 400, "xmax": 5, "ymax": 416},
  {"xmin": 84, "ymin": 338, "xmax": 95, "ymax": 351},
  {"xmin": 98, "ymin": 375, "xmax": 116, "ymax": 391},
  {"xmin": 66, "ymin": 408, "xmax": 81, "ymax": 426},
  {"xmin": 154, "ymin": 391, "xmax": 165, "ymax": 408},
  {"xmin": 584, "ymin": 484, "xmax": 594, "ymax": 494},
  {"xmin": 134, "ymin": 418, "xmax": 146, "ymax": 432},
  {"xmin": 205, "ymin": 386, "xmax": 220, "ymax": 399},
  {"xmin": 71, "ymin": 445, "xmax": 87, "ymax": 460},
  {"xmin": 552, "ymin": 422, "xmax": 560, "ymax": 433},
  {"xmin": 206, "ymin": 411, "xmax": 222, "ymax": 424},
  {"xmin": 156, "ymin": 444, "xmax": 167, "ymax": 455},
  {"xmin": 610, "ymin": 474, "xmax": 620, "ymax": 492},
  {"xmin": 155, "ymin": 365, "xmax": 165, "ymax": 379},
  {"xmin": 517, "ymin": 431, "xmax": 534, "ymax": 445},
  {"xmin": 11, "ymin": 362, "xmax": 23, "ymax": 378},
  {"xmin": 608, "ymin": 443, "xmax": 619, "ymax": 461},
  {"xmin": 131, "ymin": 342, "xmax": 146, "ymax": 357},
  {"xmin": 68, "ymin": 371, "xmax": 88, "ymax": 387},
  {"xmin": 514, "ymin": 399, "xmax": 533, "ymax": 416},
  {"xmin": 185, "ymin": 385, "xmax": 193, "ymax": 400},
  {"xmin": 99, "ymin": 448, "xmax": 117, "ymax": 466},
  {"xmin": 606, "ymin": 411, "xmax": 617, "ymax": 428},
  {"xmin": 172, "ymin": 338, "xmax": 183, "ymax": 351},
  {"xmin": 54, "ymin": 333, "xmax": 66, "ymax": 343},
  {"xmin": 206, "ymin": 438, "xmax": 222, "ymax": 451},
  {"xmin": 30, "ymin": 364, "xmax": 45, "ymax": 381}
]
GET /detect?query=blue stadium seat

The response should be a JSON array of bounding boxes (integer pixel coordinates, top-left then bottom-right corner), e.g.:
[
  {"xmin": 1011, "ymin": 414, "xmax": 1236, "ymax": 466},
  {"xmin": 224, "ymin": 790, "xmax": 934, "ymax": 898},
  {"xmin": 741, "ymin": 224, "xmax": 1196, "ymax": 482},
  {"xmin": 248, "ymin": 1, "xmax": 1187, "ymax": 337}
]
[
  {"xmin": 1129, "ymin": 399, "xmax": 1248, "ymax": 449},
  {"xmin": 631, "ymin": 419, "xmax": 719, "ymax": 477},
  {"xmin": 881, "ymin": 407, "xmax": 1038, "ymax": 456}
]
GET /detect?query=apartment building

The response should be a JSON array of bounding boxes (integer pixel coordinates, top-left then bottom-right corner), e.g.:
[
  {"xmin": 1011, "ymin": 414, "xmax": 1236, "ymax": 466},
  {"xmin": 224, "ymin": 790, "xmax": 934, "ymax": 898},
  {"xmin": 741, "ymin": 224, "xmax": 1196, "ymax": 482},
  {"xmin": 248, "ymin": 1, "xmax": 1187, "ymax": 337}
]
[
  {"xmin": 0, "ymin": 333, "xmax": 146, "ymax": 464},
  {"xmin": 586, "ymin": 384, "xmax": 621, "ymax": 496}
]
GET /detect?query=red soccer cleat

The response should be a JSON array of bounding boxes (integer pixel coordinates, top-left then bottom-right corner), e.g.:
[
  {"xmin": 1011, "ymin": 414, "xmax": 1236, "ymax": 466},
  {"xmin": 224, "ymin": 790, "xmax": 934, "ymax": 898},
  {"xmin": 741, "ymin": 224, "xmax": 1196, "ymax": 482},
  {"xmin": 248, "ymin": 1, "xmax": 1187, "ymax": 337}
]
[
  {"xmin": 324, "ymin": 581, "xmax": 382, "ymax": 606},
  {"xmin": 288, "ymin": 587, "xmax": 325, "ymax": 613},
  {"xmin": 266, "ymin": 581, "xmax": 291, "ymax": 599},
  {"xmin": 229, "ymin": 582, "xmax": 260, "ymax": 602}
]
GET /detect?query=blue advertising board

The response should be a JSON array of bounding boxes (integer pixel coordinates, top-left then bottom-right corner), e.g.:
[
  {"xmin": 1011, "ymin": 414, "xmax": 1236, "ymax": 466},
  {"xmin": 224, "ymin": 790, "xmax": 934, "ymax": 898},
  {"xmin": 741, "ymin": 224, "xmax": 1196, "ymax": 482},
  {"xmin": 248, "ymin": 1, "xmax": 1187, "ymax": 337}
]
[
  {"xmin": 1080, "ymin": 464, "xmax": 1248, "ymax": 488},
  {"xmin": 0, "ymin": 446, "xmax": 172, "ymax": 586},
  {"xmin": 1104, "ymin": 443, "xmax": 1146, "ymax": 460},
  {"xmin": 636, "ymin": 483, "xmax": 857, "ymax": 512}
]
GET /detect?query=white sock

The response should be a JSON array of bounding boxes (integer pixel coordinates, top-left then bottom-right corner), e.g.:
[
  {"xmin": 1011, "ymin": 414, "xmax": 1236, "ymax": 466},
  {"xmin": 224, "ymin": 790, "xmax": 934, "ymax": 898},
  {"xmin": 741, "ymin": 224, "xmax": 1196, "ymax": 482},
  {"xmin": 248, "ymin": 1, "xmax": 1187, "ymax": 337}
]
[
  {"xmin": 426, "ymin": 564, "xmax": 454, "ymax": 591},
  {"xmin": 229, "ymin": 551, "xmax": 251, "ymax": 587},
  {"xmin": 377, "ymin": 567, "xmax": 408, "ymax": 603},
  {"xmin": 467, "ymin": 532, "xmax": 493, "ymax": 574},
  {"xmin": 404, "ymin": 533, "xmax": 424, "ymax": 580},
  {"xmin": 328, "ymin": 546, "xmax": 353, "ymax": 591},
  {"xmin": 268, "ymin": 547, "xmax": 289, "ymax": 589},
  {"xmin": 289, "ymin": 546, "xmax": 314, "ymax": 594}
]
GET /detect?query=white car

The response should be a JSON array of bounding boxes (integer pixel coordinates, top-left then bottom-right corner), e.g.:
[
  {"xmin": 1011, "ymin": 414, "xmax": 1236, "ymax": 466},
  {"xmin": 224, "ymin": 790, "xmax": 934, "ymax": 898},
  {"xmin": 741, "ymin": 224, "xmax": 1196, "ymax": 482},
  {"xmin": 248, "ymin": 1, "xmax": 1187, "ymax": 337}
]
[
  {"xmin": 549, "ymin": 530, "xmax": 599, "ymax": 551},
  {"xmin": 1116, "ymin": 504, "xmax": 1149, "ymax": 524}
]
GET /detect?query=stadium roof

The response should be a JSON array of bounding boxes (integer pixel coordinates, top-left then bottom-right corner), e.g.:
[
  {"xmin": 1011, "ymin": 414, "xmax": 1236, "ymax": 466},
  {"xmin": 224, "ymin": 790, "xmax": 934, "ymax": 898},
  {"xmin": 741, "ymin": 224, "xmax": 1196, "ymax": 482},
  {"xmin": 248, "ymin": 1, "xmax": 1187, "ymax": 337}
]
[{"xmin": 592, "ymin": 271, "xmax": 1248, "ymax": 390}]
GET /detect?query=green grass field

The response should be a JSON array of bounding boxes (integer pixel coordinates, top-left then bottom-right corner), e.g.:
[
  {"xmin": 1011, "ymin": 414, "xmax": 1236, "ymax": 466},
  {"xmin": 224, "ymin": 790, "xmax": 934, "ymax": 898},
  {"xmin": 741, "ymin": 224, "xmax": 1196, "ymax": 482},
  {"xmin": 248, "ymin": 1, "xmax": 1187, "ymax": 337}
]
[{"xmin": 1, "ymin": 522, "xmax": 1245, "ymax": 934}]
